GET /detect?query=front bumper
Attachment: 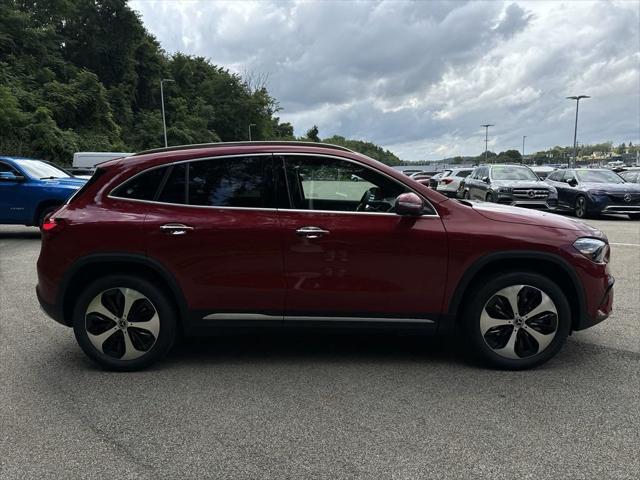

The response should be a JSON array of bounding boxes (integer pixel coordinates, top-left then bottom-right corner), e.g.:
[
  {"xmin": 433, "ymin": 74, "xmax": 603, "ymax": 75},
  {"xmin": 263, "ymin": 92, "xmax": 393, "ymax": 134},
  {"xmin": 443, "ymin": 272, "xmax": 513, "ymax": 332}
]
[
  {"xmin": 496, "ymin": 196, "xmax": 558, "ymax": 210},
  {"xmin": 575, "ymin": 274, "xmax": 614, "ymax": 331}
]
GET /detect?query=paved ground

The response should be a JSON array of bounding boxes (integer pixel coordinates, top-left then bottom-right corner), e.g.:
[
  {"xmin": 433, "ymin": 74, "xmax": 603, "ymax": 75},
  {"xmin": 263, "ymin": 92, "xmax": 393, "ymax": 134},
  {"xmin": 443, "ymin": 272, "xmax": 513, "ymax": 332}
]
[{"xmin": 1, "ymin": 216, "xmax": 638, "ymax": 479}]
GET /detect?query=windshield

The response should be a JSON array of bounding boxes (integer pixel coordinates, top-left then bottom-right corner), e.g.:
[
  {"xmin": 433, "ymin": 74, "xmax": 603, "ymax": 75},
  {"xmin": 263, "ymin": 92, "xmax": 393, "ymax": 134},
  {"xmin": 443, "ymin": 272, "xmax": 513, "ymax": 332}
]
[
  {"xmin": 490, "ymin": 166, "xmax": 538, "ymax": 181},
  {"xmin": 15, "ymin": 159, "xmax": 70, "ymax": 179},
  {"xmin": 575, "ymin": 170, "xmax": 625, "ymax": 184}
]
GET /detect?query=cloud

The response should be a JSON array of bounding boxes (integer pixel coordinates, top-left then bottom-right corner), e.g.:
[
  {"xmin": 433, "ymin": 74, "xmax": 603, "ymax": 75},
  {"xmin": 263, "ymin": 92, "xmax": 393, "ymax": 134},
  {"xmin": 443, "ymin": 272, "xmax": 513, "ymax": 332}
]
[{"xmin": 131, "ymin": 0, "xmax": 640, "ymax": 160}]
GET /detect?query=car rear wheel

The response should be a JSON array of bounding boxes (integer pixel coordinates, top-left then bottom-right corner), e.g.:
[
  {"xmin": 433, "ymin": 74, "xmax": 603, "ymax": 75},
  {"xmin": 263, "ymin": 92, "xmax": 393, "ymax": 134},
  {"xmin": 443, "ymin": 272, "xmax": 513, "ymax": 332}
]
[
  {"xmin": 574, "ymin": 195, "xmax": 589, "ymax": 218},
  {"xmin": 73, "ymin": 275, "xmax": 177, "ymax": 371},
  {"xmin": 463, "ymin": 272, "xmax": 570, "ymax": 369}
]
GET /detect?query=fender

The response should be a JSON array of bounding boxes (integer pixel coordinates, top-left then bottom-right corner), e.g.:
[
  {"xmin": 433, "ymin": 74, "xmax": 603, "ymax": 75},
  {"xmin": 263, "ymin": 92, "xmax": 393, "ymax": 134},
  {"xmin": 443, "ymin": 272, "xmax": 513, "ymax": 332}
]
[
  {"xmin": 58, "ymin": 252, "xmax": 189, "ymax": 325},
  {"xmin": 447, "ymin": 250, "xmax": 588, "ymax": 325}
]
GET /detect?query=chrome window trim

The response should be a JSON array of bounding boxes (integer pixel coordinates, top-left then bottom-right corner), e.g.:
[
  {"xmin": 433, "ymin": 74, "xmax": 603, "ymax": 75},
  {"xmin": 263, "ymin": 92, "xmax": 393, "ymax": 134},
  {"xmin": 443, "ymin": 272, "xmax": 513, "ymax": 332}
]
[{"xmin": 107, "ymin": 151, "xmax": 440, "ymax": 217}]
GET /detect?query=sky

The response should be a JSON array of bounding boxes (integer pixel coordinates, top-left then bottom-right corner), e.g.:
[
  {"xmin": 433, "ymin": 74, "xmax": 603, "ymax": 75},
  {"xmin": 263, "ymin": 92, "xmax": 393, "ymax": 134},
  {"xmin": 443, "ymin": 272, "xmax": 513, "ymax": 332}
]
[{"xmin": 130, "ymin": 0, "xmax": 640, "ymax": 161}]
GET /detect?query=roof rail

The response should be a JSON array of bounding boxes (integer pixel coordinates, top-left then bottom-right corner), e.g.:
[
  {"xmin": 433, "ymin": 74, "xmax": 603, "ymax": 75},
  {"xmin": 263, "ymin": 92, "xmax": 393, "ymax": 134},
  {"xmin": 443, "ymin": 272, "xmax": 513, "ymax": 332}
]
[{"xmin": 131, "ymin": 141, "xmax": 353, "ymax": 157}]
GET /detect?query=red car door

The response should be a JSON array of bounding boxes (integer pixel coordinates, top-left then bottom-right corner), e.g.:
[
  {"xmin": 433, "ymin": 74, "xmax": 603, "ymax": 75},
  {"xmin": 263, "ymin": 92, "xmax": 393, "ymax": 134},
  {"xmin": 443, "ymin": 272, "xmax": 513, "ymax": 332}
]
[
  {"xmin": 142, "ymin": 155, "xmax": 285, "ymax": 323},
  {"xmin": 277, "ymin": 154, "xmax": 448, "ymax": 324}
]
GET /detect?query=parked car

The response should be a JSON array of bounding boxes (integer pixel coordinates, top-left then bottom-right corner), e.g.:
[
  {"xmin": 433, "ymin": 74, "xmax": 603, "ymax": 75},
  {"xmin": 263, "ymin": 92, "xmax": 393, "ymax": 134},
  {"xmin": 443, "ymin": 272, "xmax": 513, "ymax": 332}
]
[
  {"xmin": 618, "ymin": 168, "xmax": 640, "ymax": 184},
  {"xmin": 37, "ymin": 142, "xmax": 613, "ymax": 371},
  {"xmin": 427, "ymin": 170, "xmax": 451, "ymax": 189},
  {"xmin": 545, "ymin": 168, "xmax": 640, "ymax": 219},
  {"xmin": 463, "ymin": 164, "xmax": 558, "ymax": 210},
  {"xmin": 436, "ymin": 168, "xmax": 473, "ymax": 197},
  {"xmin": 0, "ymin": 156, "xmax": 87, "ymax": 226}
]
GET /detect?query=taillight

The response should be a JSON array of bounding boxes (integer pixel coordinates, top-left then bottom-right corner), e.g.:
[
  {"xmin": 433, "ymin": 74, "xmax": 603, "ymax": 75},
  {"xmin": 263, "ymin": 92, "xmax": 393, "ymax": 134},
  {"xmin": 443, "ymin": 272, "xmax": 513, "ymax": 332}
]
[
  {"xmin": 41, "ymin": 218, "xmax": 61, "ymax": 232},
  {"xmin": 440, "ymin": 178, "xmax": 453, "ymax": 185}
]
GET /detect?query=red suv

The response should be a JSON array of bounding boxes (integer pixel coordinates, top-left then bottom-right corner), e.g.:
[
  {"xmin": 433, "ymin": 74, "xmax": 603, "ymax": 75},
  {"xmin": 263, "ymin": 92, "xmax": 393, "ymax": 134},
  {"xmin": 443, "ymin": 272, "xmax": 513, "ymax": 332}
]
[{"xmin": 36, "ymin": 142, "xmax": 614, "ymax": 371}]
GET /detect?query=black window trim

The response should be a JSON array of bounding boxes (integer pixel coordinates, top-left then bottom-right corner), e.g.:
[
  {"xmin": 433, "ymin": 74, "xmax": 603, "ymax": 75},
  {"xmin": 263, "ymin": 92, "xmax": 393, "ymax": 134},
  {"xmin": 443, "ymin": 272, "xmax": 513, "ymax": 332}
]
[{"xmin": 107, "ymin": 152, "xmax": 439, "ymax": 217}]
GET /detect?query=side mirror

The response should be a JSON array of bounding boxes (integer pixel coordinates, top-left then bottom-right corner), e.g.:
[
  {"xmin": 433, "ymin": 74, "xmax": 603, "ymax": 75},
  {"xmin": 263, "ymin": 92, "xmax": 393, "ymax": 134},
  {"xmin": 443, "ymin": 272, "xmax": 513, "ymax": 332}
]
[
  {"xmin": 566, "ymin": 178, "xmax": 578, "ymax": 187},
  {"xmin": 482, "ymin": 176, "xmax": 490, "ymax": 183},
  {"xmin": 395, "ymin": 192, "xmax": 424, "ymax": 216},
  {"xmin": 0, "ymin": 172, "xmax": 24, "ymax": 182}
]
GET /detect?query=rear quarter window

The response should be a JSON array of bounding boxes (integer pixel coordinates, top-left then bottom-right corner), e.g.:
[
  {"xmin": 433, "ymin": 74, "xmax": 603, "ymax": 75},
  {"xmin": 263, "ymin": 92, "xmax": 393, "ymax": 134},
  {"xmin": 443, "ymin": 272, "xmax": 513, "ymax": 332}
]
[{"xmin": 111, "ymin": 167, "xmax": 167, "ymax": 200}]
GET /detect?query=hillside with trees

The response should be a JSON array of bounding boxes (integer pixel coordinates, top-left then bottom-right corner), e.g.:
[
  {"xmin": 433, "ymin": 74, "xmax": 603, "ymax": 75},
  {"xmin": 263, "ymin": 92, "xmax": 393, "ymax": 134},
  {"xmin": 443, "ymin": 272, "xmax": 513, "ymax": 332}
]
[{"xmin": 0, "ymin": 0, "xmax": 311, "ymax": 164}]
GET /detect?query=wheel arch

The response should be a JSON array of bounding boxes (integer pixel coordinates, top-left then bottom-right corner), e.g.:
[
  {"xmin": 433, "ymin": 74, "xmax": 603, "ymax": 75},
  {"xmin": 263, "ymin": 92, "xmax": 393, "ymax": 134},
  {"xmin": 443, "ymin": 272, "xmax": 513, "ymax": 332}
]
[
  {"xmin": 59, "ymin": 253, "xmax": 188, "ymax": 330},
  {"xmin": 32, "ymin": 199, "xmax": 64, "ymax": 226},
  {"xmin": 447, "ymin": 251, "xmax": 587, "ymax": 332}
]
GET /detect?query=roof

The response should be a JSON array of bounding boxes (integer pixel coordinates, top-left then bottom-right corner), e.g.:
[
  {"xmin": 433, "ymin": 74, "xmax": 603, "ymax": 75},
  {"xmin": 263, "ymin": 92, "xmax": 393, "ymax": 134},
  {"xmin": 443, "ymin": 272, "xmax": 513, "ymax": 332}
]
[{"xmin": 131, "ymin": 141, "xmax": 353, "ymax": 157}]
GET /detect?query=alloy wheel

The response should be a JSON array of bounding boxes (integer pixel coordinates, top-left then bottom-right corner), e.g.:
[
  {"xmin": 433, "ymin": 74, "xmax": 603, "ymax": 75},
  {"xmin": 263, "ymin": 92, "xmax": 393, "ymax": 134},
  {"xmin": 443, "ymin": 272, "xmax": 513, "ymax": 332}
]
[
  {"xmin": 480, "ymin": 284, "xmax": 558, "ymax": 359},
  {"xmin": 85, "ymin": 287, "xmax": 160, "ymax": 360},
  {"xmin": 575, "ymin": 196, "xmax": 587, "ymax": 218}
]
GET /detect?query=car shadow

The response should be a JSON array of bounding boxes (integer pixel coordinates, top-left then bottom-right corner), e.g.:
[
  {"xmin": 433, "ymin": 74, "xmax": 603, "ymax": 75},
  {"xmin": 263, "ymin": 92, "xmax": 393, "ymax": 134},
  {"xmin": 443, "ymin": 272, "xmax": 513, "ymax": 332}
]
[
  {"xmin": 0, "ymin": 228, "xmax": 41, "ymax": 239},
  {"xmin": 166, "ymin": 330, "xmax": 468, "ymax": 368}
]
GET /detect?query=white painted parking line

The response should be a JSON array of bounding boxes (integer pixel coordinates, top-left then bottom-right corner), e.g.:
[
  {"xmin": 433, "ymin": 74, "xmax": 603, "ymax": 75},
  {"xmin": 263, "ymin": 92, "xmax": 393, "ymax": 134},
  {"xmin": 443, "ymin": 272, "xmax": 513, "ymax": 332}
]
[{"xmin": 610, "ymin": 243, "xmax": 640, "ymax": 247}]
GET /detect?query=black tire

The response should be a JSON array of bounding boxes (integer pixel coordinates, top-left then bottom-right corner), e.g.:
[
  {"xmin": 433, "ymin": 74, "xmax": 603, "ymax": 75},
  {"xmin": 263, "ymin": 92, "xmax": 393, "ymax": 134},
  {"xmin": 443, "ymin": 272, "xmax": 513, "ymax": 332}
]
[
  {"xmin": 463, "ymin": 190, "xmax": 470, "ymax": 199},
  {"xmin": 38, "ymin": 205, "xmax": 61, "ymax": 227},
  {"xmin": 72, "ymin": 274, "xmax": 177, "ymax": 371},
  {"xmin": 628, "ymin": 213, "xmax": 640, "ymax": 220},
  {"xmin": 462, "ymin": 272, "xmax": 571, "ymax": 370},
  {"xmin": 485, "ymin": 192, "xmax": 495, "ymax": 203},
  {"xmin": 574, "ymin": 195, "xmax": 589, "ymax": 218}
]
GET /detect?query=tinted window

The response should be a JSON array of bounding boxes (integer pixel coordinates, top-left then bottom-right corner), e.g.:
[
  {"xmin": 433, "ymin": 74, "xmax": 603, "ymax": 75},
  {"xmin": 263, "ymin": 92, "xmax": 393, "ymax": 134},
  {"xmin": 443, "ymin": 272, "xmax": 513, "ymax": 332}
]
[
  {"xmin": 0, "ymin": 162, "xmax": 18, "ymax": 174},
  {"xmin": 158, "ymin": 164, "xmax": 187, "ymax": 204},
  {"xmin": 283, "ymin": 155, "xmax": 409, "ymax": 213},
  {"xmin": 548, "ymin": 171, "xmax": 564, "ymax": 182},
  {"xmin": 455, "ymin": 170, "xmax": 472, "ymax": 178},
  {"xmin": 188, "ymin": 156, "xmax": 272, "ymax": 208},
  {"xmin": 112, "ymin": 167, "xmax": 167, "ymax": 200}
]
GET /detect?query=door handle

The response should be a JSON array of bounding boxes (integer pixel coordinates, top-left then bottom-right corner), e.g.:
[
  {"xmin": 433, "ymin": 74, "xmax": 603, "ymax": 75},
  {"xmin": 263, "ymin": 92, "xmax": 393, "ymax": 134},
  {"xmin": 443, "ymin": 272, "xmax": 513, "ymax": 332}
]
[
  {"xmin": 296, "ymin": 226, "xmax": 330, "ymax": 239},
  {"xmin": 160, "ymin": 223, "xmax": 194, "ymax": 235}
]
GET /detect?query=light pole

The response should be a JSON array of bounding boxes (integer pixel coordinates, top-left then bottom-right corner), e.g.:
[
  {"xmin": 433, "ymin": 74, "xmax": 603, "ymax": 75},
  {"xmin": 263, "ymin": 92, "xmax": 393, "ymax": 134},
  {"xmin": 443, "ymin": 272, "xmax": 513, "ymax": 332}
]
[
  {"xmin": 248, "ymin": 123, "xmax": 256, "ymax": 141},
  {"xmin": 481, "ymin": 124, "xmax": 494, "ymax": 163},
  {"xmin": 567, "ymin": 95, "xmax": 590, "ymax": 168},
  {"xmin": 522, "ymin": 135, "xmax": 527, "ymax": 163},
  {"xmin": 160, "ymin": 78, "xmax": 175, "ymax": 148}
]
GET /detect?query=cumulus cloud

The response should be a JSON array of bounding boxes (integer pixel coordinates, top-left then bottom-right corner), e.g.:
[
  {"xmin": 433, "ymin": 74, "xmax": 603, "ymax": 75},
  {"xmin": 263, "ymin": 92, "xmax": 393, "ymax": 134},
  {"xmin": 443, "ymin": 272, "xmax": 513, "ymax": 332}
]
[{"xmin": 131, "ymin": 0, "xmax": 640, "ymax": 160}]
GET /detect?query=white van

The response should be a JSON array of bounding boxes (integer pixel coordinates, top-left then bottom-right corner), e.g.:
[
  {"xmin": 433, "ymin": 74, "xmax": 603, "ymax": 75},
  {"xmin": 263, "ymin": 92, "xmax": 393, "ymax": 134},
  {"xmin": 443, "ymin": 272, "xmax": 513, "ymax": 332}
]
[{"xmin": 72, "ymin": 152, "xmax": 132, "ymax": 169}]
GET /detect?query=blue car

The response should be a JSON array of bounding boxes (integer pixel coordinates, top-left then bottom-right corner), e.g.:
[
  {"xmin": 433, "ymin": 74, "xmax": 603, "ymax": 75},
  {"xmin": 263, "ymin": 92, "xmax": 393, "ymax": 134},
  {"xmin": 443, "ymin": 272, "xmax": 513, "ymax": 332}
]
[{"xmin": 0, "ymin": 156, "xmax": 87, "ymax": 227}]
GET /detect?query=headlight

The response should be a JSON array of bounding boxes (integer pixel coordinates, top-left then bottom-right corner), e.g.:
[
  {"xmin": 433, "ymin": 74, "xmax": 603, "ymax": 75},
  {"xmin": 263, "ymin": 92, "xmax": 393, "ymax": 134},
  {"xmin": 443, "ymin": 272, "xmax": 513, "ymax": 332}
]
[
  {"xmin": 497, "ymin": 187, "xmax": 512, "ymax": 193},
  {"xmin": 589, "ymin": 190, "xmax": 607, "ymax": 196},
  {"xmin": 547, "ymin": 186, "xmax": 558, "ymax": 198},
  {"xmin": 573, "ymin": 238, "xmax": 610, "ymax": 263}
]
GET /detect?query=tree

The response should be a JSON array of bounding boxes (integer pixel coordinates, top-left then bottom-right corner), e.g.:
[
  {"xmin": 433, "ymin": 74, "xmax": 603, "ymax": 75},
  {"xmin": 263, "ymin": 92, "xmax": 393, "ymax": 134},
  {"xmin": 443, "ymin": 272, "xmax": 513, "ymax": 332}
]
[{"xmin": 306, "ymin": 125, "xmax": 320, "ymax": 142}]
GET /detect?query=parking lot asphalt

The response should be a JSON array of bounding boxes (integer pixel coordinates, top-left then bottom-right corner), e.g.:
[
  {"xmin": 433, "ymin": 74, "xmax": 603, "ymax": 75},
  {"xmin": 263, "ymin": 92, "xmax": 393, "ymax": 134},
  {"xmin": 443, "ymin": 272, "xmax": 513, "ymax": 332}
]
[{"xmin": 1, "ymin": 216, "xmax": 638, "ymax": 480}]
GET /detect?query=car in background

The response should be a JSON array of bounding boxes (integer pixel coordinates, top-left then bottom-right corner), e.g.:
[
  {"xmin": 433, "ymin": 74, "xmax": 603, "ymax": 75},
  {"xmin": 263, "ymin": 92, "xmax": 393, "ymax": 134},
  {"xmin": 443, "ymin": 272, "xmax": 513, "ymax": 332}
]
[
  {"xmin": 409, "ymin": 171, "xmax": 433, "ymax": 186},
  {"xmin": 463, "ymin": 164, "xmax": 557, "ymax": 210},
  {"xmin": 545, "ymin": 168, "xmax": 640, "ymax": 219},
  {"xmin": 531, "ymin": 166, "xmax": 556, "ymax": 180},
  {"xmin": 37, "ymin": 141, "xmax": 613, "ymax": 372},
  {"xmin": 0, "ymin": 156, "xmax": 87, "ymax": 226},
  {"xmin": 436, "ymin": 168, "xmax": 473, "ymax": 197},
  {"xmin": 70, "ymin": 151, "xmax": 132, "ymax": 176},
  {"xmin": 426, "ymin": 170, "xmax": 451, "ymax": 189},
  {"xmin": 618, "ymin": 168, "xmax": 640, "ymax": 184}
]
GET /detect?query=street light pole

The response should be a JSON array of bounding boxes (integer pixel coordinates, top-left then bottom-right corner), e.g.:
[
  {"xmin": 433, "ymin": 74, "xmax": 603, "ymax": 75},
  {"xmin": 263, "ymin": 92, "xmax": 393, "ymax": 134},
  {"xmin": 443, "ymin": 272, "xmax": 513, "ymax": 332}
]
[
  {"xmin": 481, "ymin": 124, "xmax": 494, "ymax": 163},
  {"xmin": 567, "ymin": 95, "xmax": 590, "ymax": 168},
  {"xmin": 160, "ymin": 78, "xmax": 175, "ymax": 148},
  {"xmin": 248, "ymin": 123, "xmax": 256, "ymax": 141},
  {"xmin": 522, "ymin": 135, "xmax": 527, "ymax": 163}
]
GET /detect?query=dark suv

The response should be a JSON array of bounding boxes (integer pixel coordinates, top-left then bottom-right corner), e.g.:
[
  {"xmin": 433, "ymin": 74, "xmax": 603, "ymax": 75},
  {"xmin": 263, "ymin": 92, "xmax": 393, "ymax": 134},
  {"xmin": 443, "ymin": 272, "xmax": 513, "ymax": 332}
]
[
  {"xmin": 37, "ymin": 142, "xmax": 613, "ymax": 371},
  {"xmin": 463, "ymin": 164, "xmax": 558, "ymax": 210}
]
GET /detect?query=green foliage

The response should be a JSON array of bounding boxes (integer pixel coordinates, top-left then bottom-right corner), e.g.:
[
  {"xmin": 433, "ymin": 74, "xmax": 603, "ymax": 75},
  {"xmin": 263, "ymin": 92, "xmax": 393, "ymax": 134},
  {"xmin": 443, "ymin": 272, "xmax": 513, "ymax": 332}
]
[
  {"xmin": 0, "ymin": 0, "xmax": 293, "ymax": 163},
  {"xmin": 323, "ymin": 135, "xmax": 404, "ymax": 166},
  {"xmin": 306, "ymin": 125, "xmax": 320, "ymax": 142}
]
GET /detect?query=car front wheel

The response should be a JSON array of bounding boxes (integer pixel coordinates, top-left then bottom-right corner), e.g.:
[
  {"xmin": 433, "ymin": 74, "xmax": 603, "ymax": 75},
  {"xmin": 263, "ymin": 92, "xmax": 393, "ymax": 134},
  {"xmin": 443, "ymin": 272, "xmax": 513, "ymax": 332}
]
[
  {"xmin": 574, "ymin": 195, "xmax": 589, "ymax": 218},
  {"xmin": 463, "ymin": 272, "xmax": 571, "ymax": 369},
  {"xmin": 73, "ymin": 275, "xmax": 177, "ymax": 371}
]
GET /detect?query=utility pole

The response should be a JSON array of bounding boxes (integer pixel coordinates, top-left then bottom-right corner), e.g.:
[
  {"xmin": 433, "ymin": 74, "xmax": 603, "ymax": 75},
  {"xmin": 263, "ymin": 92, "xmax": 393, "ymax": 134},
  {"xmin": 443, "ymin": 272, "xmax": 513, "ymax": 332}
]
[
  {"xmin": 248, "ymin": 123, "xmax": 256, "ymax": 141},
  {"xmin": 567, "ymin": 95, "xmax": 590, "ymax": 168},
  {"xmin": 481, "ymin": 124, "xmax": 494, "ymax": 163},
  {"xmin": 160, "ymin": 78, "xmax": 175, "ymax": 148},
  {"xmin": 522, "ymin": 135, "xmax": 527, "ymax": 164}
]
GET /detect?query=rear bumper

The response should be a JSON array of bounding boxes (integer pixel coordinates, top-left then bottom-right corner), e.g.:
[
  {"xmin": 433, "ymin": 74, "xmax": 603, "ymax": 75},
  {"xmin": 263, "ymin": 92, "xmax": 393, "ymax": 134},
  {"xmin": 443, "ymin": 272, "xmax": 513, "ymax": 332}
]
[{"xmin": 36, "ymin": 285, "xmax": 67, "ymax": 327}]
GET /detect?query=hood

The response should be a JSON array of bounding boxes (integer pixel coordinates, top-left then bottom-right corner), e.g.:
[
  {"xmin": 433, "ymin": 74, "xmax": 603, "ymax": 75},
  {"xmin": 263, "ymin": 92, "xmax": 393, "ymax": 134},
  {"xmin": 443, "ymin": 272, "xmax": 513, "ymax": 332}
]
[
  {"xmin": 491, "ymin": 179, "xmax": 549, "ymax": 188},
  {"xmin": 580, "ymin": 182, "xmax": 640, "ymax": 193},
  {"xmin": 40, "ymin": 177, "xmax": 87, "ymax": 188},
  {"xmin": 470, "ymin": 201, "xmax": 602, "ymax": 234}
]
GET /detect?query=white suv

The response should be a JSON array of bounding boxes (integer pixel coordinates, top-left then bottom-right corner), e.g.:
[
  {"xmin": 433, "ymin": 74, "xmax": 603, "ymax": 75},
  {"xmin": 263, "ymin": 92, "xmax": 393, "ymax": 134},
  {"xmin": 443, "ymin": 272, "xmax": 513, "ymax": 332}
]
[{"xmin": 436, "ymin": 168, "xmax": 473, "ymax": 197}]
